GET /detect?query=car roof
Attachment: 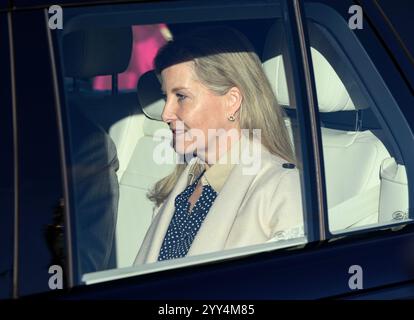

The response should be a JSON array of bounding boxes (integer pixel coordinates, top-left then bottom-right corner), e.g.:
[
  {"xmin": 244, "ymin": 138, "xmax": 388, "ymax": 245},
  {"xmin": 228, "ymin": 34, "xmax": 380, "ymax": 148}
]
[{"xmin": 5, "ymin": 0, "xmax": 178, "ymax": 10}]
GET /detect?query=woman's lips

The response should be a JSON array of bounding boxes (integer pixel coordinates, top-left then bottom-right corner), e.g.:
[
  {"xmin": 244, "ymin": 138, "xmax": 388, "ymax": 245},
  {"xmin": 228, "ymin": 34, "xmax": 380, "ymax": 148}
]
[{"xmin": 172, "ymin": 129, "xmax": 186, "ymax": 135}]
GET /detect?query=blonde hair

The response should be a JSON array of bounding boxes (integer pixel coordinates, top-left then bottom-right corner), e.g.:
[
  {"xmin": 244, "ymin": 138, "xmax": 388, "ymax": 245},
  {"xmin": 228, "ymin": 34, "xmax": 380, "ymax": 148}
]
[{"xmin": 148, "ymin": 26, "xmax": 294, "ymax": 207}]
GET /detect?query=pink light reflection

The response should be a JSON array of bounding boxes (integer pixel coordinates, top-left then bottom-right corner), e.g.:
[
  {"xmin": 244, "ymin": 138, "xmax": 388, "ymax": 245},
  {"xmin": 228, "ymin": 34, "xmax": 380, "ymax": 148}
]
[{"xmin": 93, "ymin": 24, "xmax": 168, "ymax": 91}]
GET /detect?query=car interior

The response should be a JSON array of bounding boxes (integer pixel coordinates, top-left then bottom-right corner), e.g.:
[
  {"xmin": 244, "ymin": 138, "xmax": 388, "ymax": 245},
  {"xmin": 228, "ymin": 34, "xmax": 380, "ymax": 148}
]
[{"xmin": 59, "ymin": 15, "xmax": 408, "ymax": 271}]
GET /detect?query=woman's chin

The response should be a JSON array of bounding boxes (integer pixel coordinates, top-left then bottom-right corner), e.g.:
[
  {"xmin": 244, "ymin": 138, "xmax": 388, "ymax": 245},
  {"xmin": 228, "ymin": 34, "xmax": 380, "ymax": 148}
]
[
  {"xmin": 173, "ymin": 148, "xmax": 200, "ymax": 164},
  {"xmin": 173, "ymin": 147, "xmax": 186, "ymax": 155},
  {"xmin": 172, "ymin": 142, "xmax": 194, "ymax": 157}
]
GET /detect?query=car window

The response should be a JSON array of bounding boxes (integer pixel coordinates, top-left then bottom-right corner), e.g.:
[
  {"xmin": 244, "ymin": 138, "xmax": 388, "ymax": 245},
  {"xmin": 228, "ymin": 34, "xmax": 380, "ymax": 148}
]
[
  {"xmin": 53, "ymin": 0, "xmax": 316, "ymax": 286},
  {"xmin": 302, "ymin": 1, "xmax": 412, "ymax": 235}
]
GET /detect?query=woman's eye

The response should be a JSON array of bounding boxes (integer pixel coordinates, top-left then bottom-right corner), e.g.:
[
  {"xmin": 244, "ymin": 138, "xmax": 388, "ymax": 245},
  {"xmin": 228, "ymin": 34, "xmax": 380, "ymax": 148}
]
[{"xmin": 176, "ymin": 93, "xmax": 187, "ymax": 102}]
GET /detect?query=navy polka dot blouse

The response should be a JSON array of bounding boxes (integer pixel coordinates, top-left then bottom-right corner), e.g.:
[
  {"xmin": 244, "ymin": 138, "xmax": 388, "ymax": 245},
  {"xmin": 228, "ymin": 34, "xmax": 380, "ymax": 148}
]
[{"xmin": 158, "ymin": 170, "xmax": 218, "ymax": 261}]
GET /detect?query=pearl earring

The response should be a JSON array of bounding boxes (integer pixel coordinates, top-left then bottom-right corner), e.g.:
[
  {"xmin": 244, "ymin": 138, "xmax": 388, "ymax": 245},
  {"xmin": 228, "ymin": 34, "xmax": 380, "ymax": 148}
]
[{"xmin": 228, "ymin": 115, "xmax": 235, "ymax": 122}]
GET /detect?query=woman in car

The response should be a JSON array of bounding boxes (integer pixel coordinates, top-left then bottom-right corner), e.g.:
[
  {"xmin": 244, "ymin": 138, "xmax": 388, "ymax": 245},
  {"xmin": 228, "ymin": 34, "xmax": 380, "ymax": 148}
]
[{"xmin": 134, "ymin": 26, "xmax": 304, "ymax": 265}]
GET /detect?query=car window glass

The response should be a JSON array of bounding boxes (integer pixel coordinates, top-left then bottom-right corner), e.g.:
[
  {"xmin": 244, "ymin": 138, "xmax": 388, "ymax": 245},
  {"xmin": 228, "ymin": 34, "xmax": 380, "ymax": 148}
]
[
  {"xmin": 303, "ymin": 1, "xmax": 411, "ymax": 234},
  {"xmin": 55, "ymin": 0, "xmax": 311, "ymax": 286}
]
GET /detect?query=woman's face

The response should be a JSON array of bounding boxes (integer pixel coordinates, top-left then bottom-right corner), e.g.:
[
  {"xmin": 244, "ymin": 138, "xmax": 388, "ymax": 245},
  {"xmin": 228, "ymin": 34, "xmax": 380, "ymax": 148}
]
[{"xmin": 161, "ymin": 61, "xmax": 241, "ymax": 162}]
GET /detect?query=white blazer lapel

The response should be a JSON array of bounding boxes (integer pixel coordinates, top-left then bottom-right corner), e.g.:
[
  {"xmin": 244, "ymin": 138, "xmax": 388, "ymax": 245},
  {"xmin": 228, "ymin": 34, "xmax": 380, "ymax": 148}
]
[
  {"xmin": 134, "ymin": 162, "xmax": 193, "ymax": 264},
  {"xmin": 187, "ymin": 163, "xmax": 256, "ymax": 256},
  {"xmin": 188, "ymin": 135, "xmax": 261, "ymax": 256}
]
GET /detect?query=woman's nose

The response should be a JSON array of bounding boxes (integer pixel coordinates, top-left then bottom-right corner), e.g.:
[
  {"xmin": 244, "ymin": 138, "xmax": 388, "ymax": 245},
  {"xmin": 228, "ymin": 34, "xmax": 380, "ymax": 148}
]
[{"xmin": 161, "ymin": 100, "xmax": 177, "ymax": 123}]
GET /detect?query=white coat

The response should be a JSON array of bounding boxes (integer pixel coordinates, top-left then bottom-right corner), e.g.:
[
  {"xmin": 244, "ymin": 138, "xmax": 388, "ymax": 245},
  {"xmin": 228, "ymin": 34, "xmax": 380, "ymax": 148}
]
[{"xmin": 134, "ymin": 134, "xmax": 304, "ymax": 265}]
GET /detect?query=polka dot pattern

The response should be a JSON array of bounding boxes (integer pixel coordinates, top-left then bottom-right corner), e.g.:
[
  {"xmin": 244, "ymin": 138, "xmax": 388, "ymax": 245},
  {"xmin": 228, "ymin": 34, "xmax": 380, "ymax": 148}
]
[{"xmin": 158, "ymin": 171, "xmax": 218, "ymax": 261}]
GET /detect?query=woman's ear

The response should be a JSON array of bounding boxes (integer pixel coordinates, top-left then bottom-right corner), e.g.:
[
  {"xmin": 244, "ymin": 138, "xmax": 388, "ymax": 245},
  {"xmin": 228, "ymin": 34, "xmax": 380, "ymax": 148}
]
[{"xmin": 226, "ymin": 86, "xmax": 243, "ymax": 115}]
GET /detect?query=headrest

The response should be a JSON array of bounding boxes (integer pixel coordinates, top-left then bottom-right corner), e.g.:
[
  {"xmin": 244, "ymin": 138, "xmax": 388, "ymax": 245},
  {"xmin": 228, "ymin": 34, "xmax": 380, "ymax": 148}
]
[
  {"xmin": 137, "ymin": 70, "xmax": 164, "ymax": 121},
  {"xmin": 143, "ymin": 117, "xmax": 170, "ymax": 136},
  {"xmin": 263, "ymin": 22, "xmax": 357, "ymax": 113},
  {"xmin": 63, "ymin": 27, "xmax": 132, "ymax": 78}
]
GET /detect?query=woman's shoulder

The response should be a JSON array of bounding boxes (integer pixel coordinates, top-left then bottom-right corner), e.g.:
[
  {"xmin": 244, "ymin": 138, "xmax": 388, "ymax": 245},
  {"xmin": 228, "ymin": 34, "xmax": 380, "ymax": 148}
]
[
  {"xmin": 259, "ymin": 148, "xmax": 298, "ymax": 178},
  {"xmin": 238, "ymin": 136, "xmax": 297, "ymax": 177},
  {"xmin": 240, "ymin": 147, "xmax": 301, "ymax": 202}
]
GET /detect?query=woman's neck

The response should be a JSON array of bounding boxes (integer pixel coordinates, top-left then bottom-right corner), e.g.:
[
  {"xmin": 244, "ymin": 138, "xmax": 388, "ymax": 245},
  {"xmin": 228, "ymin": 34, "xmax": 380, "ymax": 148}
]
[{"xmin": 198, "ymin": 128, "xmax": 241, "ymax": 167}]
